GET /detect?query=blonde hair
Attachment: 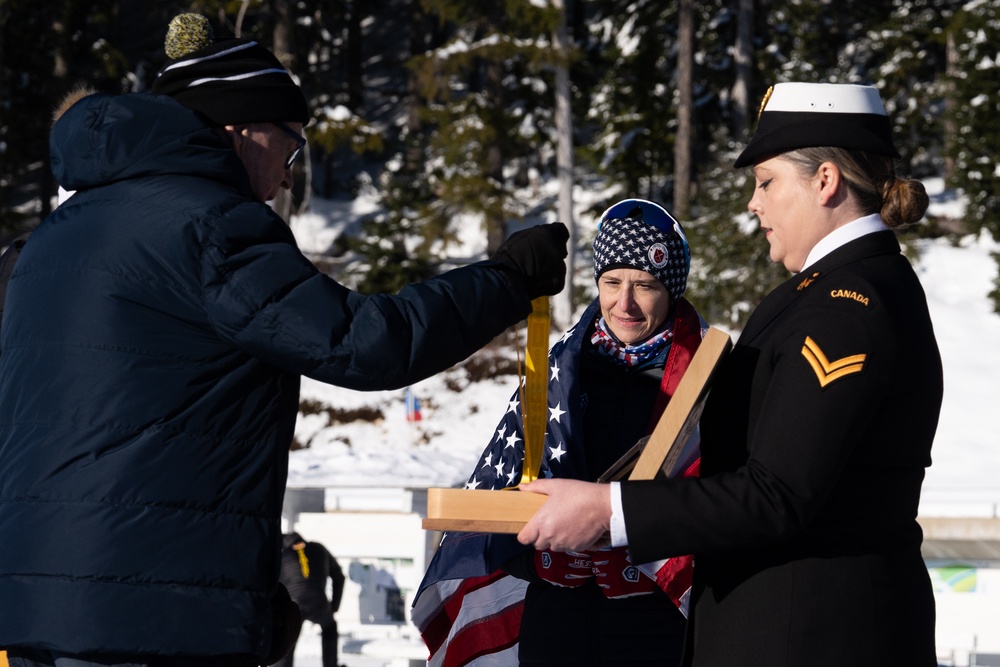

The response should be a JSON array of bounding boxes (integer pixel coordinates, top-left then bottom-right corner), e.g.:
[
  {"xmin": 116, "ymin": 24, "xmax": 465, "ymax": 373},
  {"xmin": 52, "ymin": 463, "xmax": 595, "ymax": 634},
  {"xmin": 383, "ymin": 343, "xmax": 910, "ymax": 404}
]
[{"xmin": 781, "ymin": 147, "xmax": 928, "ymax": 229}]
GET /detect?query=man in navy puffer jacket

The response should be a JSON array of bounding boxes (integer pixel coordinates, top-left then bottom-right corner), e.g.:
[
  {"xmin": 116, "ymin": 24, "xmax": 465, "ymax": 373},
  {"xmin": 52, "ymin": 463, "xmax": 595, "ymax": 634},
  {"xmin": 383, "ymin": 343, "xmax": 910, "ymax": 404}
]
[{"xmin": 0, "ymin": 13, "xmax": 567, "ymax": 667}]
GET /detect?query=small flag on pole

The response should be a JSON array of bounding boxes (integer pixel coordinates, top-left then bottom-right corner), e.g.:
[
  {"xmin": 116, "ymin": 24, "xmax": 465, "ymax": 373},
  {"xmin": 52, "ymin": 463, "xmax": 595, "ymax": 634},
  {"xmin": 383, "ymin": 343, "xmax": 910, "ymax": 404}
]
[{"xmin": 405, "ymin": 387, "xmax": 422, "ymax": 422}]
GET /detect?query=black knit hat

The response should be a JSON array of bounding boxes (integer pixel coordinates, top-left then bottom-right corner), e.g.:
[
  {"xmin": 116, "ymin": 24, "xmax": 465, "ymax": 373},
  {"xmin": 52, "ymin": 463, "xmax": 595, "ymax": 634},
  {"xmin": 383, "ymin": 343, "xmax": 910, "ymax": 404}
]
[
  {"xmin": 152, "ymin": 14, "xmax": 309, "ymax": 126},
  {"xmin": 734, "ymin": 82, "xmax": 898, "ymax": 168},
  {"xmin": 593, "ymin": 198, "xmax": 691, "ymax": 301}
]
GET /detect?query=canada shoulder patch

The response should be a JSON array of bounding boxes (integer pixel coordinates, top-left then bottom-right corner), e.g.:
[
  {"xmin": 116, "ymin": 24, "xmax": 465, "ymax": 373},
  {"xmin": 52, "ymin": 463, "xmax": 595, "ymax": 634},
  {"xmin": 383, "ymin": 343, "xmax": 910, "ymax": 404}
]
[
  {"xmin": 828, "ymin": 287, "xmax": 871, "ymax": 307},
  {"xmin": 800, "ymin": 336, "xmax": 867, "ymax": 387}
]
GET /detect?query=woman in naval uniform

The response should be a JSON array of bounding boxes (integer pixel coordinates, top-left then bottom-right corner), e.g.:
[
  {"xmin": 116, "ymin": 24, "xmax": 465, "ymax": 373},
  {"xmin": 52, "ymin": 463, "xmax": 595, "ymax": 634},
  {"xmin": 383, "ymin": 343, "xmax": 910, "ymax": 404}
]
[{"xmin": 513, "ymin": 82, "xmax": 943, "ymax": 667}]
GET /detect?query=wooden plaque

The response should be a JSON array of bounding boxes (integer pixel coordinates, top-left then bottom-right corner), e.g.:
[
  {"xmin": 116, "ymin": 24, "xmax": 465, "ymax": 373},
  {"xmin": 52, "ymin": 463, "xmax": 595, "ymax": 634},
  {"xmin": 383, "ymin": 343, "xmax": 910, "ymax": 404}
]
[
  {"xmin": 422, "ymin": 327, "xmax": 733, "ymax": 533},
  {"xmin": 422, "ymin": 488, "xmax": 546, "ymax": 533},
  {"xmin": 608, "ymin": 326, "xmax": 732, "ymax": 481}
]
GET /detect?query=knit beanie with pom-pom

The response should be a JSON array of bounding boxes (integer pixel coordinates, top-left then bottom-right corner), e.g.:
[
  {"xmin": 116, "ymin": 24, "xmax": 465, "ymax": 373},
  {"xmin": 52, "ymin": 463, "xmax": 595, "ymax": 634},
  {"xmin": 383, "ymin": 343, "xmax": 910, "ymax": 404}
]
[{"xmin": 151, "ymin": 13, "xmax": 309, "ymax": 126}]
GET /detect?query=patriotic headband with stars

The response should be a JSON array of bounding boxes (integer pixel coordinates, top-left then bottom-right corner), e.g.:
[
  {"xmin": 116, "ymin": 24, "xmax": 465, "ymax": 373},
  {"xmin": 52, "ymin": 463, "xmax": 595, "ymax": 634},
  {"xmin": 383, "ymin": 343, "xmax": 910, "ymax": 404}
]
[{"xmin": 593, "ymin": 198, "xmax": 691, "ymax": 301}]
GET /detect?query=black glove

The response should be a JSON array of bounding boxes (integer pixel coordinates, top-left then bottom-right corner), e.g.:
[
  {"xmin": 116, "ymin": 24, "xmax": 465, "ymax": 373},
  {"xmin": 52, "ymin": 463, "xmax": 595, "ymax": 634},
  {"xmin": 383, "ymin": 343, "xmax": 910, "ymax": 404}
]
[
  {"xmin": 263, "ymin": 582, "xmax": 302, "ymax": 665},
  {"xmin": 490, "ymin": 222, "xmax": 569, "ymax": 300}
]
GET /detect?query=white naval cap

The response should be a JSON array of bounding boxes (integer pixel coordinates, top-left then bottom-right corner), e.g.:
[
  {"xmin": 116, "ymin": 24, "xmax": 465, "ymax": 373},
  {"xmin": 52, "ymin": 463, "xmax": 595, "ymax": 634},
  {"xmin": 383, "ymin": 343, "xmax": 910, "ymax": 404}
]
[{"xmin": 734, "ymin": 82, "xmax": 899, "ymax": 168}]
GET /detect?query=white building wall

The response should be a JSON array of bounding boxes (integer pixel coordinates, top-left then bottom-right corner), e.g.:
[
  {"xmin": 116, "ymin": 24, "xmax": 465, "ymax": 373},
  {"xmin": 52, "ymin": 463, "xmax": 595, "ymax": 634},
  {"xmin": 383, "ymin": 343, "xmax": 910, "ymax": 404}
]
[
  {"xmin": 932, "ymin": 564, "xmax": 1000, "ymax": 666},
  {"xmin": 283, "ymin": 487, "xmax": 436, "ymax": 629}
]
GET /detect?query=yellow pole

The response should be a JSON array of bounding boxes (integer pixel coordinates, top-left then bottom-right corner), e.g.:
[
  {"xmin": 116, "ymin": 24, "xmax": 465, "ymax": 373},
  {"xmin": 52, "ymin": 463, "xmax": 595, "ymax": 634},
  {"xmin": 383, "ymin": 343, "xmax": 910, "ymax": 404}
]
[
  {"xmin": 521, "ymin": 296, "xmax": 550, "ymax": 482},
  {"xmin": 1, "ymin": 649, "xmax": 9, "ymax": 667}
]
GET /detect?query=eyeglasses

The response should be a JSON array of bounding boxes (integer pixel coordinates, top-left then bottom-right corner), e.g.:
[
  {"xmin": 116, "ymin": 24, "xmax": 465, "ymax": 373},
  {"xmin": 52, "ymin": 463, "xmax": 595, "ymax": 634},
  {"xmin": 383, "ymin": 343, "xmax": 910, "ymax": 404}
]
[{"xmin": 274, "ymin": 122, "xmax": 307, "ymax": 169}]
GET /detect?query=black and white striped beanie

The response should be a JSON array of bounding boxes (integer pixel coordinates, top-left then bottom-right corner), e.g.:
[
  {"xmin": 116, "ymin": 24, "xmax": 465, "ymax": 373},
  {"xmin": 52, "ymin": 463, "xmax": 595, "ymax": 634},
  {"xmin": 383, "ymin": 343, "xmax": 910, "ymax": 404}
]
[
  {"xmin": 593, "ymin": 198, "xmax": 691, "ymax": 301},
  {"xmin": 152, "ymin": 14, "xmax": 309, "ymax": 126}
]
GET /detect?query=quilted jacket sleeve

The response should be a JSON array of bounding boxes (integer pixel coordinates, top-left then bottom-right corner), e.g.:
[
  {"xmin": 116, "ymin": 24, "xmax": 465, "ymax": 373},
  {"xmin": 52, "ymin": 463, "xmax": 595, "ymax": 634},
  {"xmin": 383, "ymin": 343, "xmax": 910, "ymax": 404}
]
[{"xmin": 200, "ymin": 201, "xmax": 532, "ymax": 390}]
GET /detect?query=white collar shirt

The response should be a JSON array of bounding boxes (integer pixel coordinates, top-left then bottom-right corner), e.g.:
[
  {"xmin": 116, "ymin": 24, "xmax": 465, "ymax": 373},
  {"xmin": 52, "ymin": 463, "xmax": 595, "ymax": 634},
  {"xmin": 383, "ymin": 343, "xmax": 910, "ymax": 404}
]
[{"xmin": 800, "ymin": 213, "xmax": 889, "ymax": 272}]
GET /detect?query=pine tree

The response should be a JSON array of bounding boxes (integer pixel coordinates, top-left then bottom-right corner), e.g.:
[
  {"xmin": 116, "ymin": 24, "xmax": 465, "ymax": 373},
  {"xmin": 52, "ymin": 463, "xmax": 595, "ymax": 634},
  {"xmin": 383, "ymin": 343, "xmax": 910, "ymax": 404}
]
[
  {"xmin": 684, "ymin": 132, "xmax": 789, "ymax": 329},
  {"xmin": 575, "ymin": 0, "xmax": 789, "ymax": 326},
  {"xmin": 0, "ymin": 0, "xmax": 131, "ymax": 234},
  {"xmin": 2, "ymin": 0, "xmax": 997, "ymax": 322},
  {"xmin": 577, "ymin": 0, "xmax": 682, "ymax": 205},
  {"xmin": 945, "ymin": 0, "xmax": 1000, "ymax": 311},
  {"xmin": 861, "ymin": 0, "xmax": 962, "ymax": 178},
  {"xmin": 409, "ymin": 0, "xmax": 566, "ymax": 254}
]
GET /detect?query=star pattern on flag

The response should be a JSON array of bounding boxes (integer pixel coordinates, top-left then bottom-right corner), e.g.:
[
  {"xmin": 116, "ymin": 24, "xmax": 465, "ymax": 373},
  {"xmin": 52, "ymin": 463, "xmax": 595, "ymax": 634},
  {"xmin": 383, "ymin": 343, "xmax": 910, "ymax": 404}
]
[
  {"xmin": 463, "ymin": 302, "xmax": 600, "ymax": 491},
  {"xmin": 505, "ymin": 432, "xmax": 521, "ymax": 449}
]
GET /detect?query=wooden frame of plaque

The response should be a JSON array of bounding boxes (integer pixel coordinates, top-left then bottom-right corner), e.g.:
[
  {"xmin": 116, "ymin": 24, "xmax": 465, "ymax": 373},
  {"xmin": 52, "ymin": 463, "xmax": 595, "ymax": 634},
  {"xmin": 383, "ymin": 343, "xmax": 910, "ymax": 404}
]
[{"xmin": 422, "ymin": 326, "xmax": 733, "ymax": 533}]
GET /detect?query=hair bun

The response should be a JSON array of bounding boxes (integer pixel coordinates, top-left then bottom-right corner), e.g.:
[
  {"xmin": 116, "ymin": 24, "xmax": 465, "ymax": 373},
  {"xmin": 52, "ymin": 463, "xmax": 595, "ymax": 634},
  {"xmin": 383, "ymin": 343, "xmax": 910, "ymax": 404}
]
[{"xmin": 165, "ymin": 13, "xmax": 214, "ymax": 60}]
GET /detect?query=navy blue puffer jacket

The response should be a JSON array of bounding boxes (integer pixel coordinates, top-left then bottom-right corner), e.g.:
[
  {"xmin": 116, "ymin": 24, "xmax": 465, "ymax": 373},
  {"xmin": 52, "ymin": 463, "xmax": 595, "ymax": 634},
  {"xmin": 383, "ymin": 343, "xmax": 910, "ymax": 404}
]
[{"xmin": 0, "ymin": 93, "xmax": 530, "ymax": 659}]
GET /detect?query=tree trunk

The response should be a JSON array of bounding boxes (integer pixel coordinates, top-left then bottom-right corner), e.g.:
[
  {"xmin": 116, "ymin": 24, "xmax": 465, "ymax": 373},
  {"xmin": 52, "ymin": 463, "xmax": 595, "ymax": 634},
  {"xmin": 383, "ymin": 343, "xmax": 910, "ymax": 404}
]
[
  {"xmin": 46, "ymin": 12, "xmax": 70, "ymax": 219},
  {"xmin": 673, "ymin": 0, "xmax": 693, "ymax": 218},
  {"xmin": 405, "ymin": 0, "xmax": 427, "ymax": 173},
  {"xmin": 731, "ymin": 0, "xmax": 753, "ymax": 138},
  {"xmin": 552, "ymin": 0, "xmax": 576, "ymax": 329},
  {"xmin": 485, "ymin": 58, "xmax": 506, "ymax": 255},
  {"xmin": 271, "ymin": 0, "xmax": 310, "ymax": 216},
  {"xmin": 52, "ymin": 17, "xmax": 67, "ymax": 79},
  {"xmin": 943, "ymin": 28, "xmax": 956, "ymax": 183},
  {"xmin": 271, "ymin": 0, "xmax": 294, "ymax": 70},
  {"xmin": 347, "ymin": 1, "xmax": 364, "ymax": 112}
]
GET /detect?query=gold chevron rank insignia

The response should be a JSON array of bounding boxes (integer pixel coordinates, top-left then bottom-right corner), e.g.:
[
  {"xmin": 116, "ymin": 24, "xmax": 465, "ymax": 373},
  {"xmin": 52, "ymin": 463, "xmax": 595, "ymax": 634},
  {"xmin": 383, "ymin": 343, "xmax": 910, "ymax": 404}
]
[{"xmin": 801, "ymin": 336, "xmax": 867, "ymax": 387}]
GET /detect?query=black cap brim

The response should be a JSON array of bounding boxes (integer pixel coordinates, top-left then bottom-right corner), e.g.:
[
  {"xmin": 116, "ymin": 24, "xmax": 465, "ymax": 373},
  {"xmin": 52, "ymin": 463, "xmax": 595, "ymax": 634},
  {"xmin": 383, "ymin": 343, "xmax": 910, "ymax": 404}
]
[{"xmin": 734, "ymin": 110, "xmax": 900, "ymax": 168}]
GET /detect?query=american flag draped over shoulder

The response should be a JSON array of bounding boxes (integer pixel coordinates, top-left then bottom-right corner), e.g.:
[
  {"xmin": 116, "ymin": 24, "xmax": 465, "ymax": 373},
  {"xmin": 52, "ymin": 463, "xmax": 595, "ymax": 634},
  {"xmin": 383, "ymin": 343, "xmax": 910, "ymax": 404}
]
[{"xmin": 413, "ymin": 298, "xmax": 705, "ymax": 667}]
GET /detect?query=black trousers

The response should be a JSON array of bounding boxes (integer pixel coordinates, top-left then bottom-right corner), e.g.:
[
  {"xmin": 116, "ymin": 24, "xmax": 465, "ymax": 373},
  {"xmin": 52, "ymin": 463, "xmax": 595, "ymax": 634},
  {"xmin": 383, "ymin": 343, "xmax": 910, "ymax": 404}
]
[{"xmin": 271, "ymin": 616, "xmax": 338, "ymax": 667}]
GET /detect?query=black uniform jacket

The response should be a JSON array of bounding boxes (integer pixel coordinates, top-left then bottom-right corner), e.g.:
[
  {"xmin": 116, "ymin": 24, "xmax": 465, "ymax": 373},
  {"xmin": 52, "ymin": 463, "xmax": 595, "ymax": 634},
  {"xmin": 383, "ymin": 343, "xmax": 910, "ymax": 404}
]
[{"xmin": 620, "ymin": 231, "xmax": 943, "ymax": 667}]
